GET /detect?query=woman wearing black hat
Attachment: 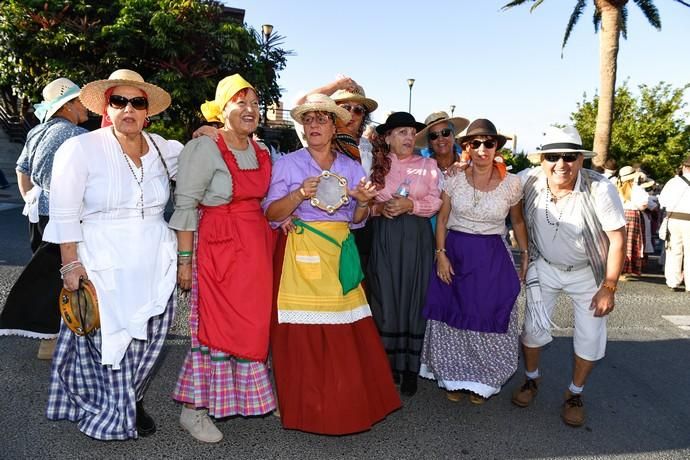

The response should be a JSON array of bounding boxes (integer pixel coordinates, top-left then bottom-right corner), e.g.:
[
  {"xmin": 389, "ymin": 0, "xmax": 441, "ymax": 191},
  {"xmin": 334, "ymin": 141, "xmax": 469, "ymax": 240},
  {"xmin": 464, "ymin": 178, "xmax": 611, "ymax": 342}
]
[{"xmin": 368, "ymin": 112, "xmax": 442, "ymax": 396}]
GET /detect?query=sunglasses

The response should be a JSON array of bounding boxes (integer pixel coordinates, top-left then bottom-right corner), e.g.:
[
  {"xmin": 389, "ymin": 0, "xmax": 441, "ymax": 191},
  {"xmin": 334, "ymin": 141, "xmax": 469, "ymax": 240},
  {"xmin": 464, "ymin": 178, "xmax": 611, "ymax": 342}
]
[
  {"xmin": 468, "ymin": 139, "xmax": 497, "ymax": 150},
  {"xmin": 339, "ymin": 104, "xmax": 366, "ymax": 116},
  {"xmin": 428, "ymin": 128, "xmax": 452, "ymax": 141},
  {"xmin": 108, "ymin": 94, "xmax": 149, "ymax": 111},
  {"xmin": 302, "ymin": 114, "xmax": 333, "ymax": 125},
  {"xmin": 543, "ymin": 152, "xmax": 580, "ymax": 163}
]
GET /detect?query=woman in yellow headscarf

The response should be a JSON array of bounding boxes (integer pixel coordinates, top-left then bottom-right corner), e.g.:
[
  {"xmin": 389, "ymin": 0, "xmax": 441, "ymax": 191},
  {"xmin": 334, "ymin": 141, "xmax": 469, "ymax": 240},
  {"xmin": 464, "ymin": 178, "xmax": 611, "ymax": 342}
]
[{"xmin": 170, "ymin": 74, "xmax": 276, "ymax": 443}]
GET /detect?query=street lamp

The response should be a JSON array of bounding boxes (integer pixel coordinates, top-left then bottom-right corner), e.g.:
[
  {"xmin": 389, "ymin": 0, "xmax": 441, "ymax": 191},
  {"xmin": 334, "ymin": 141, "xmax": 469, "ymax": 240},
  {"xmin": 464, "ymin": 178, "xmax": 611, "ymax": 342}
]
[
  {"xmin": 261, "ymin": 24, "xmax": 274, "ymax": 126},
  {"xmin": 450, "ymin": 105, "xmax": 456, "ymax": 117},
  {"xmin": 407, "ymin": 78, "xmax": 415, "ymax": 113}
]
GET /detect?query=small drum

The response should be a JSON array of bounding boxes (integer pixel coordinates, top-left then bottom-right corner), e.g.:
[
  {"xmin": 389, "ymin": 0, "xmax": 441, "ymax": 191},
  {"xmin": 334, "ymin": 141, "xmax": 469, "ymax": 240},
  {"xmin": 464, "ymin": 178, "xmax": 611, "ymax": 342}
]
[{"xmin": 311, "ymin": 170, "xmax": 349, "ymax": 214}]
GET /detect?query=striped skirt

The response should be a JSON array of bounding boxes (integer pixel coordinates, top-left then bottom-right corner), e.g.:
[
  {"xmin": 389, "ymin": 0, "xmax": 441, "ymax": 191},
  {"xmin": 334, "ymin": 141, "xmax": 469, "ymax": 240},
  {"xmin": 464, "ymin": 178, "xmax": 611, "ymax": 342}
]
[
  {"xmin": 46, "ymin": 297, "xmax": 173, "ymax": 441},
  {"xmin": 623, "ymin": 209, "xmax": 645, "ymax": 275},
  {"xmin": 172, "ymin": 237, "xmax": 275, "ymax": 418}
]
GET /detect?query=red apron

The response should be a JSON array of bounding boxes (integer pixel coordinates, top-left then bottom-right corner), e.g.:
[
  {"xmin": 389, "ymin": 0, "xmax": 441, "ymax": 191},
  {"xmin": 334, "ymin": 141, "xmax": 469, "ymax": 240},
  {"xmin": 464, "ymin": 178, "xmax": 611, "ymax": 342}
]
[{"xmin": 196, "ymin": 138, "xmax": 274, "ymax": 361}]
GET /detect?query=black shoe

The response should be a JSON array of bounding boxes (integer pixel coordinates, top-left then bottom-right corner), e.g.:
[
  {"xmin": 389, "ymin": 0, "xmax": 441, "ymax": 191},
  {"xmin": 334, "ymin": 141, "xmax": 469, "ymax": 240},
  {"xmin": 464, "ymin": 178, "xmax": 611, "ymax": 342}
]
[
  {"xmin": 400, "ymin": 371, "xmax": 418, "ymax": 397},
  {"xmin": 671, "ymin": 286, "xmax": 685, "ymax": 292},
  {"xmin": 136, "ymin": 400, "xmax": 156, "ymax": 437},
  {"xmin": 391, "ymin": 370, "xmax": 401, "ymax": 385}
]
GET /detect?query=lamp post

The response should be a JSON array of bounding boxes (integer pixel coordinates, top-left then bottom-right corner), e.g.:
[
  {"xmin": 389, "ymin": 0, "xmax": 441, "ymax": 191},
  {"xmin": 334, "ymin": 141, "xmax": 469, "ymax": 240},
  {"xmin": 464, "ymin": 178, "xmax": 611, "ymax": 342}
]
[
  {"xmin": 450, "ymin": 105, "xmax": 456, "ymax": 117},
  {"xmin": 261, "ymin": 24, "xmax": 274, "ymax": 127},
  {"xmin": 407, "ymin": 78, "xmax": 415, "ymax": 113}
]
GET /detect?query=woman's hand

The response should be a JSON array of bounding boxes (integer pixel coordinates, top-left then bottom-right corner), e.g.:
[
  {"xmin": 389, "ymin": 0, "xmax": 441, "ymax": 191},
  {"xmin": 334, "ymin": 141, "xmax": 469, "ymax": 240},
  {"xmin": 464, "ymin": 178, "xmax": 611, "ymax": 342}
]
[
  {"xmin": 178, "ymin": 263, "xmax": 193, "ymax": 291},
  {"xmin": 280, "ymin": 217, "xmax": 297, "ymax": 235},
  {"xmin": 192, "ymin": 125, "xmax": 220, "ymax": 140},
  {"xmin": 382, "ymin": 196, "xmax": 413, "ymax": 218},
  {"xmin": 436, "ymin": 252, "xmax": 454, "ymax": 285},
  {"xmin": 348, "ymin": 177, "xmax": 377, "ymax": 203},
  {"xmin": 334, "ymin": 75, "xmax": 357, "ymax": 92},
  {"xmin": 300, "ymin": 176, "xmax": 321, "ymax": 199},
  {"xmin": 63, "ymin": 266, "xmax": 88, "ymax": 292},
  {"xmin": 446, "ymin": 160, "xmax": 469, "ymax": 177}
]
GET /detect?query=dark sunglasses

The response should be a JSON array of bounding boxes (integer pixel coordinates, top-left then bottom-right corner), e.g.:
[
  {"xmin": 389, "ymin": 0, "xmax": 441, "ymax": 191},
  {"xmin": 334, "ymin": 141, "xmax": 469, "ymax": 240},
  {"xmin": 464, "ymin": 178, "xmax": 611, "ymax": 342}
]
[
  {"xmin": 469, "ymin": 139, "xmax": 497, "ymax": 149},
  {"xmin": 108, "ymin": 94, "xmax": 149, "ymax": 111},
  {"xmin": 543, "ymin": 152, "xmax": 580, "ymax": 163},
  {"xmin": 339, "ymin": 104, "xmax": 366, "ymax": 116},
  {"xmin": 428, "ymin": 128, "xmax": 453, "ymax": 141}
]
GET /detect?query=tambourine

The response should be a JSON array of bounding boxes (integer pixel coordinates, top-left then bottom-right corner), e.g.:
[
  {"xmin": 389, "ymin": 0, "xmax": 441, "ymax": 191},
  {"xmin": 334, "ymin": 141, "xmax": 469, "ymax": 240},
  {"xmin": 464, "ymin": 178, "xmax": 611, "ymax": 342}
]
[
  {"xmin": 310, "ymin": 170, "xmax": 349, "ymax": 214},
  {"xmin": 59, "ymin": 279, "xmax": 100, "ymax": 336}
]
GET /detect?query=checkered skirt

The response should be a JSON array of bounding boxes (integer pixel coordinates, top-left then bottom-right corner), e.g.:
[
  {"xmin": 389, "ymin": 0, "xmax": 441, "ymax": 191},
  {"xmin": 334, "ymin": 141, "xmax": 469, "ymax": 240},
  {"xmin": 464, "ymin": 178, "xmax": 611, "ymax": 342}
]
[
  {"xmin": 623, "ymin": 209, "xmax": 645, "ymax": 275},
  {"xmin": 172, "ymin": 235, "xmax": 275, "ymax": 418},
  {"xmin": 46, "ymin": 297, "xmax": 174, "ymax": 440}
]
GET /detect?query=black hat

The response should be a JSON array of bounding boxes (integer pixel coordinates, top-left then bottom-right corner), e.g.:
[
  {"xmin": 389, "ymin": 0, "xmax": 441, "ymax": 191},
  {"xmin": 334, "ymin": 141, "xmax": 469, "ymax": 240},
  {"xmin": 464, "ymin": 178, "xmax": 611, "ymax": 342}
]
[
  {"xmin": 375, "ymin": 112, "xmax": 426, "ymax": 135},
  {"xmin": 456, "ymin": 118, "xmax": 507, "ymax": 149}
]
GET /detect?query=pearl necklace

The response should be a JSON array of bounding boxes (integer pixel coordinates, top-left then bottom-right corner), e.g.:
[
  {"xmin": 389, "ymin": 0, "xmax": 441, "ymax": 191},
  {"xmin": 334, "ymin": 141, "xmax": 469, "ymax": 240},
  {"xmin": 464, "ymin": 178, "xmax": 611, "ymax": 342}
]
[
  {"xmin": 112, "ymin": 127, "xmax": 145, "ymax": 218},
  {"xmin": 545, "ymin": 181, "xmax": 573, "ymax": 240}
]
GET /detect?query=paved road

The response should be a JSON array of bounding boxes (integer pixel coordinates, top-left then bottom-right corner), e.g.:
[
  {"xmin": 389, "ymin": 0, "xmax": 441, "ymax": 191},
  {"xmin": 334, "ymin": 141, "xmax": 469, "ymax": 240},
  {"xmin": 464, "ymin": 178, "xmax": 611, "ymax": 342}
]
[{"xmin": 1, "ymin": 203, "xmax": 690, "ymax": 458}]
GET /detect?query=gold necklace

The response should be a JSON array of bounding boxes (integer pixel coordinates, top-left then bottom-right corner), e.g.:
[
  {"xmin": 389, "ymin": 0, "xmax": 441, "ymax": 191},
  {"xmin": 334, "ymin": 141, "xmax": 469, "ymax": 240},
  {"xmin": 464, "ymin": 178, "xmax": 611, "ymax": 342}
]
[
  {"xmin": 112, "ymin": 127, "xmax": 145, "ymax": 218},
  {"xmin": 471, "ymin": 167, "xmax": 493, "ymax": 207}
]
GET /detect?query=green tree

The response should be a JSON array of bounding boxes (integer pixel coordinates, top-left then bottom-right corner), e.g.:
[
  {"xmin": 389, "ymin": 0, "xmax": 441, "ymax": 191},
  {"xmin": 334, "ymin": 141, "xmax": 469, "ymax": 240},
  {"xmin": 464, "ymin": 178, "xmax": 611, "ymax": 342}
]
[
  {"xmin": 502, "ymin": 0, "xmax": 690, "ymax": 168},
  {"xmin": 0, "ymin": 0, "xmax": 292, "ymax": 140},
  {"xmin": 571, "ymin": 81, "xmax": 690, "ymax": 183}
]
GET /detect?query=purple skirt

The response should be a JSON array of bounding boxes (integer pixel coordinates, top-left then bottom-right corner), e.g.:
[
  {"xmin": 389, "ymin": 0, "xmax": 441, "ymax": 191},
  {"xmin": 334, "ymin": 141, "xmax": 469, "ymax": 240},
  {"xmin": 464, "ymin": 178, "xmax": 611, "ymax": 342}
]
[{"xmin": 423, "ymin": 230, "xmax": 520, "ymax": 333}]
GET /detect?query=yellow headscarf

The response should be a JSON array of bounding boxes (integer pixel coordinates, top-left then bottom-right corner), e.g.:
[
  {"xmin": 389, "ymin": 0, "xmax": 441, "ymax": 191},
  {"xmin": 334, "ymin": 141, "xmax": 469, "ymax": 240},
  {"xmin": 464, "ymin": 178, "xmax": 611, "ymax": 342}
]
[{"xmin": 200, "ymin": 74, "xmax": 255, "ymax": 123}]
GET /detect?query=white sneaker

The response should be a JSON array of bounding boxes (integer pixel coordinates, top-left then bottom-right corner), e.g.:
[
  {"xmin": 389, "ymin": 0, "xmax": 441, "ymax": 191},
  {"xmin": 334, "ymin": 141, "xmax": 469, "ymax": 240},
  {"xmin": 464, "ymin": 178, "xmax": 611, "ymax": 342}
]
[{"xmin": 179, "ymin": 406, "xmax": 223, "ymax": 443}]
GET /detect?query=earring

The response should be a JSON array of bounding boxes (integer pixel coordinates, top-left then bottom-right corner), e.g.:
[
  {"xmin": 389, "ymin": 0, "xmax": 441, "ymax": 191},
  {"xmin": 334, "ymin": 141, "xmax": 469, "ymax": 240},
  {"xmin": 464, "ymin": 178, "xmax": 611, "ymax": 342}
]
[
  {"xmin": 104, "ymin": 114, "xmax": 111, "ymax": 122},
  {"xmin": 145, "ymin": 116, "xmax": 151, "ymax": 123}
]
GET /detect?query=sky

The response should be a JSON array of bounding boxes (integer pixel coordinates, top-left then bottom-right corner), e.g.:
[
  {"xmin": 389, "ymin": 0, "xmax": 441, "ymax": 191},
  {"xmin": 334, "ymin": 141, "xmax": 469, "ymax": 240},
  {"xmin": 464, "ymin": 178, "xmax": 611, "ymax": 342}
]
[{"xmin": 225, "ymin": 0, "xmax": 690, "ymax": 152}]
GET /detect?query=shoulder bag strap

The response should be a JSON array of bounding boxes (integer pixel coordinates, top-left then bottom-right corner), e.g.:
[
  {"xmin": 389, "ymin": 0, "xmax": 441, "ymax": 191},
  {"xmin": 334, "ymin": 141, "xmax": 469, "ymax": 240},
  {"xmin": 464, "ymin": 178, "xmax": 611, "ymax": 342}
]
[{"xmin": 293, "ymin": 218, "xmax": 341, "ymax": 248}]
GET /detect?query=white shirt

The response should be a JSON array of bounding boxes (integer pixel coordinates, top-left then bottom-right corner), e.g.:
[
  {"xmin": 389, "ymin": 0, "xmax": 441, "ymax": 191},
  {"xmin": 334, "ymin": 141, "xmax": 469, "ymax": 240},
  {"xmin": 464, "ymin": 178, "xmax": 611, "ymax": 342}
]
[
  {"xmin": 659, "ymin": 173, "xmax": 690, "ymax": 213},
  {"xmin": 622, "ymin": 184, "xmax": 649, "ymax": 211}
]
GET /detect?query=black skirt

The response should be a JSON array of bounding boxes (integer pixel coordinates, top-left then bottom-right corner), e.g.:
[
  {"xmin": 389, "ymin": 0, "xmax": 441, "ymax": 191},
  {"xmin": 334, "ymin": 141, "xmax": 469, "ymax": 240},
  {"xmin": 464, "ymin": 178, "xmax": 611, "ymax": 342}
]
[{"xmin": 367, "ymin": 214, "xmax": 434, "ymax": 373}]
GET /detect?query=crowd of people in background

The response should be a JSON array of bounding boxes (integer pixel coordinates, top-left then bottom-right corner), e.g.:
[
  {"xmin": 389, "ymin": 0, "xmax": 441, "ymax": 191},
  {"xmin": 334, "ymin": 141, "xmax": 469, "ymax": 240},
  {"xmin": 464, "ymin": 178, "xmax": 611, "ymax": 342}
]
[{"xmin": 0, "ymin": 71, "xmax": 689, "ymax": 443}]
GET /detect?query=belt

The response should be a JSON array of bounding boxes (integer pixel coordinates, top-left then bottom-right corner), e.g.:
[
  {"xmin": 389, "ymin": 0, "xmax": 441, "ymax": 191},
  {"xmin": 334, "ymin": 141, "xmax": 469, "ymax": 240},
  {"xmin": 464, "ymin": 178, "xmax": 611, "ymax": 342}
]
[
  {"xmin": 668, "ymin": 212, "xmax": 690, "ymax": 221},
  {"xmin": 541, "ymin": 256, "xmax": 589, "ymax": 272}
]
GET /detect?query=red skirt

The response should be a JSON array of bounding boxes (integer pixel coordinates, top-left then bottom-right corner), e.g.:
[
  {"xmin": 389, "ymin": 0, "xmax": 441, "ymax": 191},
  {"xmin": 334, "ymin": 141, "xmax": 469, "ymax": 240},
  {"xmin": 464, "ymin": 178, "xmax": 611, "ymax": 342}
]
[
  {"xmin": 623, "ymin": 209, "xmax": 645, "ymax": 275},
  {"xmin": 271, "ymin": 317, "xmax": 401, "ymax": 435}
]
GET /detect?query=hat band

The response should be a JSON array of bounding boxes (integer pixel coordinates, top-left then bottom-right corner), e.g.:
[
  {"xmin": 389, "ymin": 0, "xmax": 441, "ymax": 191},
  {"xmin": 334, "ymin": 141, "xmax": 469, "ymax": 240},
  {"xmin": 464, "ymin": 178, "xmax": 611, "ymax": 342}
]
[{"xmin": 541, "ymin": 142, "xmax": 583, "ymax": 151}]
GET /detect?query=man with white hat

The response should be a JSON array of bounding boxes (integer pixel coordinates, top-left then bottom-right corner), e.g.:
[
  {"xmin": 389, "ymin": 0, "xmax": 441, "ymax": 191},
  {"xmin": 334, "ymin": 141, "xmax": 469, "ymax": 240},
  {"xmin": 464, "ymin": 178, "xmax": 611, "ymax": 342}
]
[
  {"xmin": 1, "ymin": 77, "xmax": 88, "ymax": 358},
  {"xmin": 513, "ymin": 126, "xmax": 626, "ymax": 427},
  {"xmin": 658, "ymin": 153, "xmax": 690, "ymax": 292}
]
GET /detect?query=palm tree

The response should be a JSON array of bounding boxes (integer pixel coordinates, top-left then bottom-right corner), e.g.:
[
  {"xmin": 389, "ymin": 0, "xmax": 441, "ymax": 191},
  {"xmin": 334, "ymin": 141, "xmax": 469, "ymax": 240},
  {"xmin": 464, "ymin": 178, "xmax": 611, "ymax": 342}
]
[{"xmin": 502, "ymin": 0, "xmax": 690, "ymax": 168}]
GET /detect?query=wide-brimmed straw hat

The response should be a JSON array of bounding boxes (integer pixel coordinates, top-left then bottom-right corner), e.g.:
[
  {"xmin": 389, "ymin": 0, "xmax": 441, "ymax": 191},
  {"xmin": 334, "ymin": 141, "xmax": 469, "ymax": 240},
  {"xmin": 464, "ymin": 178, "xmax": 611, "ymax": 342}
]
[
  {"xmin": 415, "ymin": 111, "xmax": 470, "ymax": 148},
  {"xmin": 618, "ymin": 166, "xmax": 643, "ymax": 183},
  {"xmin": 375, "ymin": 112, "xmax": 425, "ymax": 135},
  {"xmin": 456, "ymin": 119, "xmax": 507, "ymax": 149},
  {"xmin": 527, "ymin": 126, "xmax": 595, "ymax": 163},
  {"xmin": 80, "ymin": 69, "xmax": 171, "ymax": 116},
  {"xmin": 331, "ymin": 84, "xmax": 378, "ymax": 113},
  {"xmin": 33, "ymin": 78, "xmax": 81, "ymax": 123},
  {"xmin": 290, "ymin": 93, "xmax": 351, "ymax": 124}
]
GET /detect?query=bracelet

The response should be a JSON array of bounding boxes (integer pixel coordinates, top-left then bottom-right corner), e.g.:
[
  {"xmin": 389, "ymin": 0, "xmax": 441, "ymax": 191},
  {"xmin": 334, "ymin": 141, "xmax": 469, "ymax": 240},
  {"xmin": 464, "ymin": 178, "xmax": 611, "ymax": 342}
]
[
  {"xmin": 298, "ymin": 187, "xmax": 307, "ymax": 199},
  {"xmin": 520, "ymin": 249, "xmax": 529, "ymax": 254},
  {"xmin": 59, "ymin": 260, "xmax": 83, "ymax": 279},
  {"xmin": 435, "ymin": 248, "xmax": 446, "ymax": 254},
  {"xmin": 601, "ymin": 282, "xmax": 617, "ymax": 293},
  {"xmin": 177, "ymin": 251, "xmax": 192, "ymax": 256},
  {"xmin": 357, "ymin": 201, "xmax": 369, "ymax": 208},
  {"xmin": 177, "ymin": 260, "xmax": 192, "ymax": 266}
]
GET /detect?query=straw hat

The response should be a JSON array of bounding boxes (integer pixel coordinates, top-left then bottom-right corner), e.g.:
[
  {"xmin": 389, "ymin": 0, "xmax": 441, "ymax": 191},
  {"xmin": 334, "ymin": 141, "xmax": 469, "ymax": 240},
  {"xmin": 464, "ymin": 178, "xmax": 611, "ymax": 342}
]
[
  {"xmin": 33, "ymin": 78, "xmax": 81, "ymax": 123},
  {"xmin": 456, "ymin": 119, "xmax": 507, "ymax": 149},
  {"xmin": 200, "ymin": 74, "xmax": 255, "ymax": 123},
  {"xmin": 331, "ymin": 84, "xmax": 378, "ymax": 113},
  {"xmin": 618, "ymin": 166, "xmax": 642, "ymax": 183},
  {"xmin": 415, "ymin": 111, "xmax": 470, "ymax": 148},
  {"xmin": 527, "ymin": 126, "xmax": 595, "ymax": 163},
  {"xmin": 290, "ymin": 93, "xmax": 351, "ymax": 124},
  {"xmin": 79, "ymin": 69, "xmax": 171, "ymax": 116}
]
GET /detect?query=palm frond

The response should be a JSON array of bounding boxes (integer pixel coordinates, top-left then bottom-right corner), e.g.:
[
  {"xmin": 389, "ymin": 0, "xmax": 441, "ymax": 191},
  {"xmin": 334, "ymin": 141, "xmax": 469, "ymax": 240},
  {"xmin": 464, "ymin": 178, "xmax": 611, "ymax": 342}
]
[
  {"xmin": 673, "ymin": 0, "xmax": 690, "ymax": 7},
  {"xmin": 501, "ymin": 0, "xmax": 537, "ymax": 11},
  {"xmin": 620, "ymin": 5, "xmax": 628, "ymax": 40},
  {"xmin": 592, "ymin": 8, "xmax": 601, "ymax": 33},
  {"xmin": 633, "ymin": 0, "xmax": 661, "ymax": 29},
  {"xmin": 530, "ymin": 0, "xmax": 545, "ymax": 13},
  {"xmin": 562, "ymin": 0, "xmax": 587, "ymax": 53}
]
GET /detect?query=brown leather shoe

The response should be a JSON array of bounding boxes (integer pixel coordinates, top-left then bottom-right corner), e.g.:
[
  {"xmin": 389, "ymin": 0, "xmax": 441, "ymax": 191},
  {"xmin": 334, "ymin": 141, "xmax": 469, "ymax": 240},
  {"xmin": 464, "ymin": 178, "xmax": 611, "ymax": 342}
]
[
  {"xmin": 561, "ymin": 391, "xmax": 585, "ymax": 427},
  {"xmin": 446, "ymin": 391, "xmax": 462, "ymax": 402},
  {"xmin": 37, "ymin": 338, "xmax": 57, "ymax": 360},
  {"xmin": 511, "ymin": 378, "xmax": 540, "ymax": 407}
]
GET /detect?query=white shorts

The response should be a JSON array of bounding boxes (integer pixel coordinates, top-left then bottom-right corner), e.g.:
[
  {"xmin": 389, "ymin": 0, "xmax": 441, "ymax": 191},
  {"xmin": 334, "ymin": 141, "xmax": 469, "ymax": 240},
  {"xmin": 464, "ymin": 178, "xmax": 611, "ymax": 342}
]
[{"xmin": 521, "ymin": 258, "xmax": 607, "ymax": 361}]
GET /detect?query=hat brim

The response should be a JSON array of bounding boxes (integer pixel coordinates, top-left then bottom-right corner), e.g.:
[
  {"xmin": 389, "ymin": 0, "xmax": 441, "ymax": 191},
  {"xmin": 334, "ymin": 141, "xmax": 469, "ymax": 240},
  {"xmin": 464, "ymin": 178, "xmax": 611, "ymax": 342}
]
[
  {"xmin": 376, "ymin": 120, "xmax": 426, "ymax": 135},
  {"xmin": 456, "ymin": 133, "xmax": 508, "ymax": 150},
  {"xmin": 43, "ymin": 92, "xmax": 80, "ymax": 122},
  {"xmin": 290, "ymin": 103, "xmax": 351, "ymax": 125},
  {"xmin": 331, "ymin": 94, "xmax": 378, "ymax": 113},
  {"xmin": 526, "ymin": 148, "xmax": 596, "ymax": 163},
  {"xmin": 415, "ymin": 117, "xmax": 470, "ymax": 148},
  {"xmin": 80, "ymin": 79, "xmax": 171, "ymax": 116}
]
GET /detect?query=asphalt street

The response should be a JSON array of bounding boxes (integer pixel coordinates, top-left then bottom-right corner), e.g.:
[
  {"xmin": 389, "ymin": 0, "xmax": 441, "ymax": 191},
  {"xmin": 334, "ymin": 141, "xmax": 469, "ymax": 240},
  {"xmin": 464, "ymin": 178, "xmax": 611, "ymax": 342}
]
[{"xmin": 1, "ymin": 148, "xmax": 690, "ymax": 458}]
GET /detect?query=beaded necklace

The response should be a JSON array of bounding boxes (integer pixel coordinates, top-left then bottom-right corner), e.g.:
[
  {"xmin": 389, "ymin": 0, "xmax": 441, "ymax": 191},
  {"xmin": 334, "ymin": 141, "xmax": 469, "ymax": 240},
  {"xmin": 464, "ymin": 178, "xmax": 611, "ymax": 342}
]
[
  {"xmin": 545, "ymin": 180, "xmax": 573, "ymax": 240},
  {"xmin": 470, "ymin": 166, "xmax": 493, "ymax": 207},
  {"xmin": 112, "ymin": 127, "xmax": 145, "ymax": 218}
]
